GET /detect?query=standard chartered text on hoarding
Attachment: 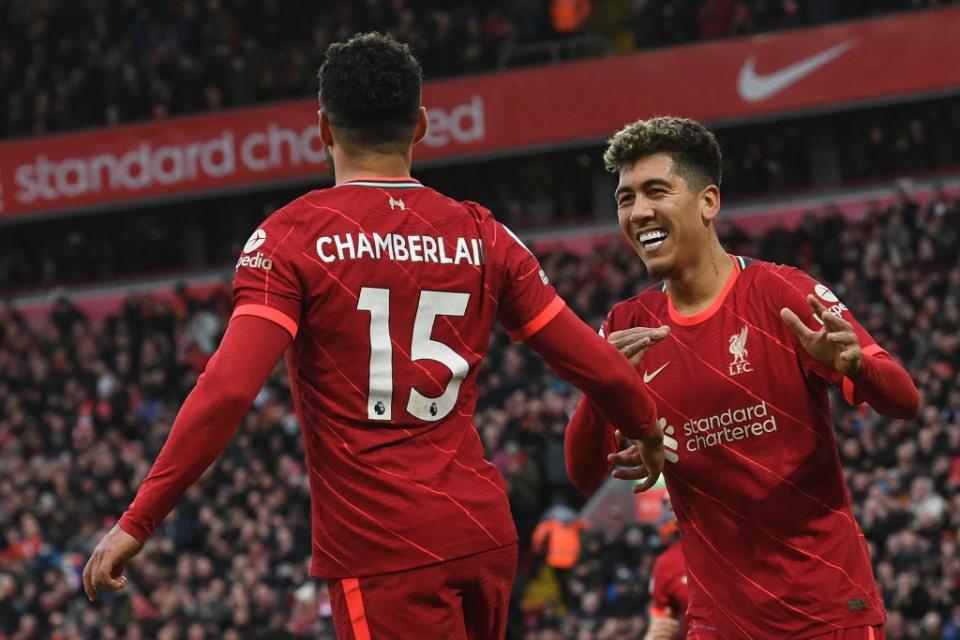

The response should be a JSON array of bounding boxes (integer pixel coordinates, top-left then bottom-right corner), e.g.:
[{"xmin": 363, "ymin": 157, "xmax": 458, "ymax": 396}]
[
  {"xmin": 11, "ymin": 97, "xmax": 486, "ymax": 207},
  {"xmin": 13, "ymin": 124, "xmax": 322, "ymax": 204}
]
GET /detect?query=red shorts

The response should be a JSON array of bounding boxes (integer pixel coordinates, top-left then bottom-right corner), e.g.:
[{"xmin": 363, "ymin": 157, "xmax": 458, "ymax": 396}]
[
  {"xmin": 809, "ymin": 625, "xmax": 885, "ymax": 640},
  {"xmin": 328, "ymin": 543, "xmax": 518, "ymax": 640}
]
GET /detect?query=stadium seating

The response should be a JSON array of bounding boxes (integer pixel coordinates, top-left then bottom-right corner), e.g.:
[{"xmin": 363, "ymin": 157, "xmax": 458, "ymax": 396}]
[
  {"xmin": 1, "ymin": 184, "xmax": 957, "ymax": 639},
  {"xmin": 1, "ymin": 0, "xmax": 953, "ymax": 139}
]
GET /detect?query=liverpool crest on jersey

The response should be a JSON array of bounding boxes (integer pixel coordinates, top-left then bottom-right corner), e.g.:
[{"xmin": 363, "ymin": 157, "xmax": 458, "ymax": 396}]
[{"xmin": 728, "ymin": 326, "xmax": 752, "ymax": 376}]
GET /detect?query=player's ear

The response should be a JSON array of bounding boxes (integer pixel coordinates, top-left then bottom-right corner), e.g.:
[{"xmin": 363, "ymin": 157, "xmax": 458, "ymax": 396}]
[
  {"xmin": 412, "ymin": 106, "xmax": 428, "ymax": 145},
  {"xmin": 700, "ymin": 184, "xmax": 721, "ymax": 223},
  {"xmin": 319, "ymin": 110, "xmax": 335, "ymax": 147}
]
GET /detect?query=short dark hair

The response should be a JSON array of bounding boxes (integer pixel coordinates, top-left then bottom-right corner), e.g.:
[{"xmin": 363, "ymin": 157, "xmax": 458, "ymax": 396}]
[
  {"xmin": 603, "ymin": 117, "xmax": 722, "ymax": 190},
  {"xmin": 318, "ymin": 33, "xmax": 423, "ymax": 149}
]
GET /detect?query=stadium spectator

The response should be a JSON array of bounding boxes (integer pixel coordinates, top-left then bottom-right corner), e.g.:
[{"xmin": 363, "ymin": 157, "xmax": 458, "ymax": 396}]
[
  {"xmin": 2, "ymin": 0, "xmax": 957, "ymax": 140},
  {"xmin": 550, "ymin": 0, "xmax": 592, "ymax": 34},
  {"xmin": 1, "ymin": 179, "xmax": 957, "ymax": 637}
]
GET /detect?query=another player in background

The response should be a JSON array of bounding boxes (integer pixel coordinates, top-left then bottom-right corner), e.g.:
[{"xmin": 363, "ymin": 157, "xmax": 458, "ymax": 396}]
[
  {"xmin": 645, "ymin": 495, "xmax": 687, "ymax": 640},
  {"xmin": 565, "ymin": 117, "xmax": 919, "ymax": 639},
  {"xmin": 82, "ymin": 34, "xmax": 664, "ymax": 639}
]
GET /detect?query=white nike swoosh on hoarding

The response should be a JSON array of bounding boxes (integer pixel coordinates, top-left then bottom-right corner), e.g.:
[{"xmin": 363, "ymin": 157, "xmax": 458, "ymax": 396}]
[
  {"xmin": 643, "ymin": 362, "xmax": 670, "ymax": 383},
  {"xmin": 737, "ymin": 40, "xmax": 856, "ymax": 103}
]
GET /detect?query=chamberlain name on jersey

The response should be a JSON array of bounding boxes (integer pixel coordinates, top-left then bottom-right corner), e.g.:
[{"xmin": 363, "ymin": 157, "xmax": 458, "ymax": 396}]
[
  {"xmin": 315, "ymin": 232, "xmax": 484, "ymax": 265},
  {"xmin": 231, "ymin": 179, "xmax": 562, "ymax": 579}
]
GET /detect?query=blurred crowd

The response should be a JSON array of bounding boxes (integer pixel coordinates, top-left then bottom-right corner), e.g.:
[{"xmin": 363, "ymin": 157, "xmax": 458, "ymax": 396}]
[
  {"xmin": 627, "ymin": 0, "xmax": 958, "ymax": 49},
  {"xmin": 1, "ymin": 182, "xmax": 958, "ymax": 639},
  {"xmin": 3, "ymin": 95, "xmax": 959, "ymax": 296},
  {"xmin": 2, "ymin": 0, "xmax": 957, "ymax": 140}
]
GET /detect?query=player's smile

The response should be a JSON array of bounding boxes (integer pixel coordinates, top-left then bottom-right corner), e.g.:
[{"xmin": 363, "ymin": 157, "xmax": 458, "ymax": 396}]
[{"xmin": 636, "ymin": 228, "xmax": 669, "ymax": 253}]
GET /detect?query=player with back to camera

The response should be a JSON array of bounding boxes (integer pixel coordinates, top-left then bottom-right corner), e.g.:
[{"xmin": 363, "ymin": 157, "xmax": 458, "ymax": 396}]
[
  {"xmin": 82, "ymin": 33, "xmax": 665, "ymax": 639},
  {"xmin": 565, "ymin": 116, "xmax": 919, "ymax": 639}
]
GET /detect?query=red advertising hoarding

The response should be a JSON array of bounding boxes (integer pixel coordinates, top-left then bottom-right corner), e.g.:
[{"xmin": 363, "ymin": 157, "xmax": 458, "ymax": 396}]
[{"xmin": 1, "ymin": 7, "xmax": 958, "ymax": 219}]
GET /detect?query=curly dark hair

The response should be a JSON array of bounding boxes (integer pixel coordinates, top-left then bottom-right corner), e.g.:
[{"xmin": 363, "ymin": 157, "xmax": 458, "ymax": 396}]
[
  {"xmin": 603, "ymin": 116, "xmax": 722, "ymax": 190},
  {"xmin": 318, "ymin": 33, "xmax": 423, "ymax": 148}
]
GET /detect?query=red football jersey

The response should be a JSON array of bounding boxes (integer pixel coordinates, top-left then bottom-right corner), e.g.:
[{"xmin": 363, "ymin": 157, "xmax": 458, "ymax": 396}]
[
  {"xmin": 602, "ymin": 256, "xmax": 886, "ymax": 638},
  {"xmin": 232, "ymin": 178, "xmax": 562, "ymax": 578},
  {"xmin": 650, "ymin": 541, "xmax": 688, "ymax": 637}
]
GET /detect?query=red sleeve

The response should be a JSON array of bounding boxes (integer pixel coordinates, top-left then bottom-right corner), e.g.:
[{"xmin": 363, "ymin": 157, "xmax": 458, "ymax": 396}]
[
  {"xmin": 117, "ymin": 316, "xmax": 290, "ymax": 543},
  {"xmin": 232, "ymin": 209, "xmax": 305, "ymax": 339},
  {"xmin": 777, "ymin": 269, "xmax": 874, "ymax": 384},
  {"xmin": 844, "ymin": 348, "xmax": 919, "ymax": 419},
  {"xmin": 564, "ymin": 397, "xmax": 618, "ymax": 492},
  {"xmin": 560, "ymin": 306, "xmax": 632, "ymax": 492},
  {"xmin": 488, "ymin": 221, "xmax": 564, "ymax": 340},
  {"xmin": 525, "ymin": 305, "xmax": 657, "ymax": 442},
  {"xmin": 776, "ymin": 268, "xmax": 918, "ymax": 418}
]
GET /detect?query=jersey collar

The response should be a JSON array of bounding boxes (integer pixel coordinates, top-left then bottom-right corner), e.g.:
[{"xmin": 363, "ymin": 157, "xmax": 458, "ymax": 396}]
[
  {"xmin": 340, "ymin": 177, "xmax": 423, "ymax": 189},
  {"xmin": 666, "ymin": 255, "xmax": 742, "ymax": 326}
]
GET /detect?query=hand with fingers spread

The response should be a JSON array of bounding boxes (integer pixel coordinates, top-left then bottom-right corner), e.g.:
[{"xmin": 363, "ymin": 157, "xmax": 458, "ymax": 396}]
[
  {"xmin": 607, "ymin": 325, "xmax": 671, "ymax": 367},
  {"xmin": 780, "ymin": 294, "xmax": 862, "ymax": 377},
  {"xmin": 82, "ymin": 525, "xmax": 143, "ymax": 602},
  {"xmin": 607, "ymin": 425, "xmax": 665, "ymax": 494}
]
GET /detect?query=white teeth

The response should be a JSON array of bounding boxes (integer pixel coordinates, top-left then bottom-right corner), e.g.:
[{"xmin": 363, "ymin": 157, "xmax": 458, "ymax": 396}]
[{"xmin": 638, "ymin": 230, "xmax": 668, "ymax": 245}]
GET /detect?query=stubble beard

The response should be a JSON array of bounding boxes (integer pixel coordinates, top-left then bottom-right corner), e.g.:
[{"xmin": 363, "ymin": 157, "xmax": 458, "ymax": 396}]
[{"xmin": 647, "ymin": 261, "xmax": 673, "ymax": 280}]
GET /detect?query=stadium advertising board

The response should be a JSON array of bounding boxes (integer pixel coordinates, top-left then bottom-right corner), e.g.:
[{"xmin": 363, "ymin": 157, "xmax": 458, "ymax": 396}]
[{"xmin": 1, "ymin": 7, "xmax": 958, "ymax": 219}]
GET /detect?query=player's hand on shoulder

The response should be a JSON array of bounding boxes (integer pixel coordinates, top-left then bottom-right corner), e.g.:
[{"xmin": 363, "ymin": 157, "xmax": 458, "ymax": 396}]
[
  {"xmin": 609, "ymin": 426, "xmax": 665, "ymax": 494},
  {"xmin": 83, "ymin": 524, "xmax": 144, "ymax": 602},
  {"xmin": 644, "ymin": 608, "xmax": 680, "ymax": 640},
  {"xmin": 780, "ymin": 294, "xmax": 862, "ymax": 376},
  {"xmin": 607, "ymin": 325, "xmax": 670, "ymax": 367}
]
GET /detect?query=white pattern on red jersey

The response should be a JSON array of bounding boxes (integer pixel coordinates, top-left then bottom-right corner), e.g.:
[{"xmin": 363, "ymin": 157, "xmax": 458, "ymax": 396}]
[
  {"xmin": 233, "ymin": 178, "xmax": 562, "ymax": 577},
  {"xmin": 603, "ymin": 256, "xmax": 886, "ymax": 638}
]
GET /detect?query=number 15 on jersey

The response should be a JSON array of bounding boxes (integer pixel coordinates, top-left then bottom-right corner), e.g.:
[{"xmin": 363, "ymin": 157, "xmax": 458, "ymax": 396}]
[{"xmin": 357, "ymin": 287, "xmax": 471, "ymax": 422}]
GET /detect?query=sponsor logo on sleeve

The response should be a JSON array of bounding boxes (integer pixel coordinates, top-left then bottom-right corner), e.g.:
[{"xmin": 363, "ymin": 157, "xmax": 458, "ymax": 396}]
[
  {"xmin": 243, "ymin": 229, "xmax": 267, "ymax": 253},
  {"xmin": 812, "ymin": 283, "xmax": 849, "ymax": 325},
  {"xmin": 237, "ymin": 228, "xmax": 273, "ymax": 271}
]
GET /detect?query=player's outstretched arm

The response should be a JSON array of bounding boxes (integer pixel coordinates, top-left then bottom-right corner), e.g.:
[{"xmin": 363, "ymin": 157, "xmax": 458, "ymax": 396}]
[
  {"xmin": 781, "ymin": 294, "xmax": 919, "ymax": 419},
  {"xmin": 563, "ymin": 396, "xmax": 619, "ymax": 492},
  {"xmin": 82, "ymin": 315, "xmax": 291, "ymax": 601},
  {"xmin": 525, "ymin": 306, "xmax": 664, "ymax": 491}
]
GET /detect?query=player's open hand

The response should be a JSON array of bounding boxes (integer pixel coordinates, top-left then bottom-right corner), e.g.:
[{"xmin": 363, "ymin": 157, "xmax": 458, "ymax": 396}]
[
  {"xmin": 608, "ymin": 427, "xmax": 665, "ymax": 493},
  {"xmin": 608, "ymin": 325, "xmax": 670, "ymax": 367},
  {"xmin": 780, "ymin": 294, "xmax": 862, "ymax": 376},
  {"xmin": 82, "ymin": 525, "xmax": 143, "ymax": 602},
  {"xmin": 644, "ymin": 608, "xmax": 680, "ymax": 640}
]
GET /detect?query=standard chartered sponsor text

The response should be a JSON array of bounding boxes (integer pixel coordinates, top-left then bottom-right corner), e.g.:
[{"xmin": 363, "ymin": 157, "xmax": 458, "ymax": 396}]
[{"xmin": 683, "ymin": 401, "xmax": 777, "ymax": 452}]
